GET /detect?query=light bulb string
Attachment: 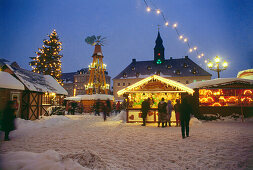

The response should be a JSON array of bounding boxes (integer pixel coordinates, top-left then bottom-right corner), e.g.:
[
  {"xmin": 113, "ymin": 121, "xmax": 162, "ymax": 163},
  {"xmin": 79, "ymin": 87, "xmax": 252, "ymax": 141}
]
[{"xmin": 143, "ymin": 0, "xmax": 209, "ymax": 63}]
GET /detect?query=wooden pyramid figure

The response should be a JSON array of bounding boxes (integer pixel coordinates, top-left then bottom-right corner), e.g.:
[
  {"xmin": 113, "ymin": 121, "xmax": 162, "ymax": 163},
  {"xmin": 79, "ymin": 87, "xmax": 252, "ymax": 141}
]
[{"xmin": 85, "ymin": 44, "xmax": 109, "ymax": 94}]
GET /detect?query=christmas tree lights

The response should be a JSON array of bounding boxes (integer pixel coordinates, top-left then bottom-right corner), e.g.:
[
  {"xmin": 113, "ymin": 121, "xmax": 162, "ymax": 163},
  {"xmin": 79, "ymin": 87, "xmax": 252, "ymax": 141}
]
[{"xmin": 29, "ymin": 29, "xmax": 63, "ymax": 85}]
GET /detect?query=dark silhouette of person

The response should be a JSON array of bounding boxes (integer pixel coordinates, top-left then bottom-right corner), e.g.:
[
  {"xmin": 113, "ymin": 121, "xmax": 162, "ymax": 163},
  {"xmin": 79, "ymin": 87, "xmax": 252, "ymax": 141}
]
[
  {"xmin": 105, "ymin": 99, "xmax": 111, "ymax": 117},
  {"xmin": 179, "ymin": 97, "xmax": 192, "ymax": 138},
  {"xmin": 116, "ymin": 101, "xmax": 121, "ymax": 114},
  {"xmin": 141, "ymin": 98, "xmax": 150, "ymax": 126},
  {"xmin": 2, "ymin": 101, "xmax": 16, "ymax": 141},
  {"xmin": 94, "ymin": 99, "xmax": 101, "ymax": 116},
  {"xmin": 158, "ymin": 98, "xmax": 167, "ymax": 127},
  {"xmin": 174, "ymin": 99, "xmax": 181, "ymax": 126}
]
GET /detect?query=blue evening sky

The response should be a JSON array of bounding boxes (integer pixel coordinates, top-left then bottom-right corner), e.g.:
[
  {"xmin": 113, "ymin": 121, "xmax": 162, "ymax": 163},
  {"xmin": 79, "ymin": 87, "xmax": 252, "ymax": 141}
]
[{"xmin": 0, "ymin": 0, "xmax": 252, "ymax": 79}]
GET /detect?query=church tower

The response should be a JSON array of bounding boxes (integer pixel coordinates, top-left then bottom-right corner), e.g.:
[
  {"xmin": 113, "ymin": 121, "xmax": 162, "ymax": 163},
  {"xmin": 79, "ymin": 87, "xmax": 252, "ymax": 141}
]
[{"xmin": 154, "ymin": 31, "xmax": 165, "ymax": 64}]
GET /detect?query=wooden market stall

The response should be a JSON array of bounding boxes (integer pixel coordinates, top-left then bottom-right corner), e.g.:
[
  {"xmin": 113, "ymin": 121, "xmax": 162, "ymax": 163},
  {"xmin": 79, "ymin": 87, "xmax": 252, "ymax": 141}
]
[
  {"xmin": 188, "ymin": 78, "xmax": 253, "ymax": 117},
  {"xmin": 117, "ymin": 75, "xmax": 194, "ymax": 123},
  {"xmin": 2, "ymin": 62, "xmax": 68, "ymax": 120},
  {"xmin": 64, "ymin": 94, "xmax": 114, "ymax": 113},
  {"xmin": 0, "ymin": 71, "xmax": 25, "ymax": 118}
]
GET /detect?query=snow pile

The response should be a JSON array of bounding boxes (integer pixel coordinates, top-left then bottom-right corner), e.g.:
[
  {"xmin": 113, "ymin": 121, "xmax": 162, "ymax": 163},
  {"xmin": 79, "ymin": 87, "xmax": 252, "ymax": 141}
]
[
  {"xmin": 110, "ymin": 111, "xmax": 126, "ymax": 122},
  {"xmin": 0, "ymin": 150, "xmax": 89, "ymax": 170},
  {"xmin": 189, "ymin": 117, "xmax": 202, "ymax": 126},
  {"xmin": 64, "ymin": 94, "xmax": 114, "ymax": 101}
]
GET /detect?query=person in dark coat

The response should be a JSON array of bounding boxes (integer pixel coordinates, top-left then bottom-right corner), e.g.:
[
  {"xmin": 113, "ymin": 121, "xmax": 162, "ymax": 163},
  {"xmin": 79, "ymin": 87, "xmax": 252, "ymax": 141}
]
[
  {"xmin": 158, "ymin": 98, "xmax": 167, "ymax": 128},
  {"xmin": 105, "ymin": 99, "xmax": 112, "ymax": 117},
  {"xmin": 116, "ymin": 101, "xmax": 121, "ymax": 114},
  {"xmin": 94, "ymin": 99, "xmax": 101, "ymax": 116},
  {"xmin": 141, "ymin": 98, "xmax": 150, "ymax": 126},
  {"xmin": 179, "ymin": 97, "xmax": 192, "ymax": 138},
  {"xmin": 2, "ymin": 101, "xmax": 16, "ymax": 141},
  {"xmin": 174, "ymin": 99, "xmax": 181, "ymax": 126}
]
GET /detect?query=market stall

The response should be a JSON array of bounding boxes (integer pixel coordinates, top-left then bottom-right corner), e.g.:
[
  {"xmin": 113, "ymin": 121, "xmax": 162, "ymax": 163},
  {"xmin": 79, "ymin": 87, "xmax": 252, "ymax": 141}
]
[
  {"xmin": 117, "ymin": 75, "xmax": 194, "ymax": 123},
  {"xmin": 188, "ymin": 78, "xmax": 253, "ymax": 117},
  {"xmin": 64, "ymin": 94, "xmax": 114, "ymax": 113}
]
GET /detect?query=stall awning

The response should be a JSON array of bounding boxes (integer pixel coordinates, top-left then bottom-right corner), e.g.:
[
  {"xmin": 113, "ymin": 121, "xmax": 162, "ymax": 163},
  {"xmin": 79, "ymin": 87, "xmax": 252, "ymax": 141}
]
[{"xmin": 117, "ymin": 75, "xmax": 194, "ymax": 96}]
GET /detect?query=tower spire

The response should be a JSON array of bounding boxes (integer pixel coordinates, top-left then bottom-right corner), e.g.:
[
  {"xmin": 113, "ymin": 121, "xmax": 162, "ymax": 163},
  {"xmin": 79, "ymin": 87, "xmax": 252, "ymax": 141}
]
[{"xmin": 154, "ymin": 29, "xmax": 165, "ymax": 64}]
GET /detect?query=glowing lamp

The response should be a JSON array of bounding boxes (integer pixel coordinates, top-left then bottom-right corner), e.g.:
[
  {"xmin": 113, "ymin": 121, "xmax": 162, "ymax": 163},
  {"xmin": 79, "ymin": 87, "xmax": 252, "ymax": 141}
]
[
  {"xmin": 193, "ymin": 46, "xmax": 197, "ymax": 50},
  {"xmin": 189, "ymin": 48, "xmax": 193, "ymax": 52},
  {"xmin": 214, "ymin": 56, "xmax": 220, "ymax": 63},
  {"xmin": 208, "ymin": 62, "xmax": 213, "ymax": 68},
  {"xmin": 223, "ymin": 60, "xmax": 228, "ymax": 67},
  {"xmin": 165, "ymin": 22, "xmax": 169, "ymax": 26},
  {"xmin": 146, "ymin": 7, "xmax": 151, "ymax": 12},
  {"xmin": 179, "ymin": 35, "xmax": 183, "ymax": 39},
  {"xmin": 184, "ymin": 38, "xmax": 188, "ymax": 42},
  {"xmin": 156, "ymin": 9, "xmax": 161, "ymax": 14},
  {"xmin": 173, "ymin": 23, "xmax": 177, "ymax": 28}
]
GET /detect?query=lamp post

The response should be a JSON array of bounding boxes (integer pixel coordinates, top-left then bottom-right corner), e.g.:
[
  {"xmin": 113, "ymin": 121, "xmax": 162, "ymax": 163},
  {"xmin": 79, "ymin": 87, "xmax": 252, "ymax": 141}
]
[{"xmin": 207, "ymin": 56, "xmax": 228, "ymax": 78}]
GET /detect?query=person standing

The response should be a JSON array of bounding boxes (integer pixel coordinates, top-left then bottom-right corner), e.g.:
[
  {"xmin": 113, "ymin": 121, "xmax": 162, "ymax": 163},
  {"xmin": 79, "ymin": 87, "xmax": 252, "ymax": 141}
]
[
  {"xmin": 116, "ymin": 101, "xmax": 121, "ymax": 114},
  {"xmin": 179, "ymin": 97, "xmax": 192, "ymax": 138},
  {"xmin": 167, "ymin": 100, "xmax": 173, "ymax": 127},
  {"xmin": 105, "ymin": 99, "xmax": 112, "ymax": 117},
  {"xmin": 2, "ymin": 101, "xmax": 16, "ymax": 141},
  {"xmin": 141, "ymin": 98, "xmax": 150, "ymax": 126},
  {"xmin": 94, "ymin": 99, "xmax": 101, "ymax": 116},
  {"xmin": 174, "ymin": 99, "xmax": 181, "ymax": 126},
  {"xmin": 158, "ymin": 98, "xmax": 167, "ymax": 128}
]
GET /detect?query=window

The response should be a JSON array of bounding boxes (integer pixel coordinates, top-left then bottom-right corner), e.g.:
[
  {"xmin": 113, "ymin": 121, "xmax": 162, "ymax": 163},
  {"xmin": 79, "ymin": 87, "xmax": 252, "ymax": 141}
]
[
  {"xmin": 128, "ymin": 83, "xmax": 130, "ymax": 86},
  {"xmin": 147, "ymin": 66, "xmax": 152, "ymax": 70},
  {"xmin": 123, "ymin": 73, "xmax": 127, "ymax": 78},
  {"xmin": 193, "ymin": 80, "xmax": 197, "ymax": 83},
  {"xmin": 136, "ymin": 73, "xmax": 140, "ymax": 77},
  {"xmin": 123, "ymin": 83, "xmax": 125, "ymax": 86},
  {"xmin": 131, "ymin": 67, "xmax": 135, "ymax": 71},
  {"xmin": 167, "ymin": 65, "xmax": 172, "ymax": 69},
  {"xmin": 183, "ymin": 63, "xmax": 188, "ymax": 68},
  {"xmin": 191, "ymin": 67, "xmax": 198, "ymax": 74},
  {"xmin": 156, "ymin": 71, "xmax": 160, "ymax": 76},
  {"xmin": 174, "ymin": 70, "xmax": 181, "ymax": 75},
  {"xmin": 186, "ymin": 80, "xmax": 189, "ymax": 84},
  {"xmin": 118, "ymin": 83, "xmax": 120, "ymax": 86},
  {"xmin": 42, "ymin": 94, "xmax": 50, "ymax": 105}
]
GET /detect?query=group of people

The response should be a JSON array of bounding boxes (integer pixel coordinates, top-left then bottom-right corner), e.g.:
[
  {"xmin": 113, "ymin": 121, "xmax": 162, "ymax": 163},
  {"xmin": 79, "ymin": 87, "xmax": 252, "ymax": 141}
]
[
  {"xmin": 141, "ymin": 97, "xmax": 192, "ymax": 139},
  {"xmin": 94, "ymin": 99, "xmax": 112, "ymax": 121}
]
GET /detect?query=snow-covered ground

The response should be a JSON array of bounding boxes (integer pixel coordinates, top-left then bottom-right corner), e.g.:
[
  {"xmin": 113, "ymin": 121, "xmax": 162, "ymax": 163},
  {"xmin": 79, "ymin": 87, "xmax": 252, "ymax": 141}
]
[{"xmin": 0, "ymin": 112, "xmax": 253, "ymax": 170}]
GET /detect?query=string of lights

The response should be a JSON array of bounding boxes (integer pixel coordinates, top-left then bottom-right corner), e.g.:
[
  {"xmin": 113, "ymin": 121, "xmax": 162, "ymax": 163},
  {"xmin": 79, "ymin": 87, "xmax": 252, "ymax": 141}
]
[{"xmin": 143, "ymin": 0, "xmax": 209, "ymax": 64}]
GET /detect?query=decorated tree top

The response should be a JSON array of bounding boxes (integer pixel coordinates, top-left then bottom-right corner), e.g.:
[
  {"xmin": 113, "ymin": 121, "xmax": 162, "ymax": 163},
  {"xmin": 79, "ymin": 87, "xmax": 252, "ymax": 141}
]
[{"xmin": 29, "ymin": 29, "xmax": 63, "ymax": 84}]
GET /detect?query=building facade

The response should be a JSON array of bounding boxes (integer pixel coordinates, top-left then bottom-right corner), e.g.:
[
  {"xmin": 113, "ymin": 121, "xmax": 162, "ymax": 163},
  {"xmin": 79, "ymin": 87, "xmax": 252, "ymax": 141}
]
[
  {"xmin": 62, "ymin": 68, "xmax": 111, "ymax": 97},
  {"xmin": 113, "ymin": 31, "xmax": 212, "ymax": 100}
]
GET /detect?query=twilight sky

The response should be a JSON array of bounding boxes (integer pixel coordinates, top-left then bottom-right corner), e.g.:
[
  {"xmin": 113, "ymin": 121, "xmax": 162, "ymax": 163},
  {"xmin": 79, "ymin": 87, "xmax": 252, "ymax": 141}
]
[{"xmin": 1, "ymin": 0, "xmax": 253, "ymax": 79}]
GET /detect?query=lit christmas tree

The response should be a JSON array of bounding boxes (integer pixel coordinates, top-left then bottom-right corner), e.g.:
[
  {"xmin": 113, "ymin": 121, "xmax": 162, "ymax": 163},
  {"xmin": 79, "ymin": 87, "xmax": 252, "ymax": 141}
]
[{"xmin": 29, "ymin": 29, "xmax": 63, "ymax": 84}]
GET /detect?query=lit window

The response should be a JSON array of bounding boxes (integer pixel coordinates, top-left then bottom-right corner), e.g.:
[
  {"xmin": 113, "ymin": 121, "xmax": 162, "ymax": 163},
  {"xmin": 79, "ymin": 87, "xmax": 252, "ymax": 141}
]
[
  {"xmin": 147, "ymin": 66, "xmax": 152, "ymax": 70},
  {"xmin": 123, "ymin": 73, "xmax": 127, "ymax": 78},
  {"xmin": 193, "ymin": 80, "xmax": 197, "ymax": 82},
  {"xmin": 136, "ymin": 73, "xmax": 140, "ymax": 77},
  {"xmin": 131, "ymin": 67, "xmax": 135, "ymax": 71},
  {"xmin": 167, "ymin": 65, "xmax": 172, "ymax": 69},
  {"xmin": 183, "ymin": 63, "xmax": 188, "ymax": 68}
]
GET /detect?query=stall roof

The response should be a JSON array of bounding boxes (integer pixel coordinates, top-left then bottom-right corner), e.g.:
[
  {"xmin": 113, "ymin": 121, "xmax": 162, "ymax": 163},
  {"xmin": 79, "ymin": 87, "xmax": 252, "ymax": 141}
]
[
  {"xmin": 117, "ymin": 75, "xmax": 194, "ymax": 96},
  {"xmin": 237, "ymin": 69, "xmax": 253, "ymax": 80},
  {"xmin": 64, "ymin": 94, "xmax": 114, "ymax": 101},
  {"xmin": 11, "ymin": 65, "xmax": 68, "ymax": 95},
  {"xmin": 0, "ymin": 71, "xmax": 25, "ymax": 90},
  {"xmin": 188, "ymin": 78, "xmax": 253, "ymax": 89}
]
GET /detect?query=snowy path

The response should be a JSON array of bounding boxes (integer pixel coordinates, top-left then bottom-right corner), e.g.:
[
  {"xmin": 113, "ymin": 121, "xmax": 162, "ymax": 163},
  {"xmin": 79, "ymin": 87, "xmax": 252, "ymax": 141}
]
[{"xmin": 1, "ymin": 114, "xmax": 253, "ymax": 169}]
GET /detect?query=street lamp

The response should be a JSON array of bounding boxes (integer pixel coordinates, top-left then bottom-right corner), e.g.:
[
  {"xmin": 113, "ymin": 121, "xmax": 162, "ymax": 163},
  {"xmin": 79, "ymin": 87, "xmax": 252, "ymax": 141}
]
[{"xmin": 207, "ymin": 56, "xmax": 228, "ymax": 78}]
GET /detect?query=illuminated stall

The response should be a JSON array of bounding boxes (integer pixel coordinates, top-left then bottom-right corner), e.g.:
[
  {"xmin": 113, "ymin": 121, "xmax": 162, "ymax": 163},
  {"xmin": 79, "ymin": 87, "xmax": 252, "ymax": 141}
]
[
  {"xmin": 188, "ymin": 78, "xmax": 253, "ymax": 117},
  {"xmin": 117, "ymin": 75, "xmax": 194, "ymax": 123}
]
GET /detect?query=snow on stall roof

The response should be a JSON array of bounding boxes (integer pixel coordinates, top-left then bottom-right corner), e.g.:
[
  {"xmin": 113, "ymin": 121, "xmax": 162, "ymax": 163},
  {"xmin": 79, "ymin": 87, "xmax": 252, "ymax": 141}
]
[
  {"xmin": 237, "ymin": 69, "xmax": 253, "ymax": 80},
  {"xmin": 64, "ymin": 94, "xmax": 114, "ymax": 101},
  {"xmin": 188, "ymin": 78, "xmax": 253, "ymax": 89},
  {"xmin": 0, "ymin": 71, "xmax": 25, "ymax": 90},
  {"xmin": 11, "ymin": 66, "xmax": 67, "ymax": 95}
]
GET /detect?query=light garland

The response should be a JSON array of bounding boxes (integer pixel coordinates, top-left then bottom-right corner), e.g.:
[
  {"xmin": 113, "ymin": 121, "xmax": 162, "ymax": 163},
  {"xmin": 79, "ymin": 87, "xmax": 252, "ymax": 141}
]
[
  {"xmin": 117, "ymin": 75, "xmax": 194, "ymax": 96},
  {"xmin": 143, "ymin": 0, "xmax": 210, "ymax": 64}
]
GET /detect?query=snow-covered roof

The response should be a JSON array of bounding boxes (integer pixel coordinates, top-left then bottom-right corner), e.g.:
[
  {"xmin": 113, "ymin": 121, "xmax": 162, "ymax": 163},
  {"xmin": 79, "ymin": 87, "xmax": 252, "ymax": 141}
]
[
  {"xmin": 64, "ymin": 94, "xmax": 114, "ymax": 101},
  {"xmin": 0, "ymin": 71, "xmax": 25, "ymax": 90},
  {"xmin": 237, "ymin": 69, "xmax": 253, "ymax": 80},
  {"xmin": 11, "ymin": 66, "xmax": 68, "ymax": 95},
  {"xmin": 188, "ymin": 78, "xmax": 253, "ymax": 89},
  {"xmin": 118, "ymin": 75, "xmax": 194, "ymax": 96}
]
